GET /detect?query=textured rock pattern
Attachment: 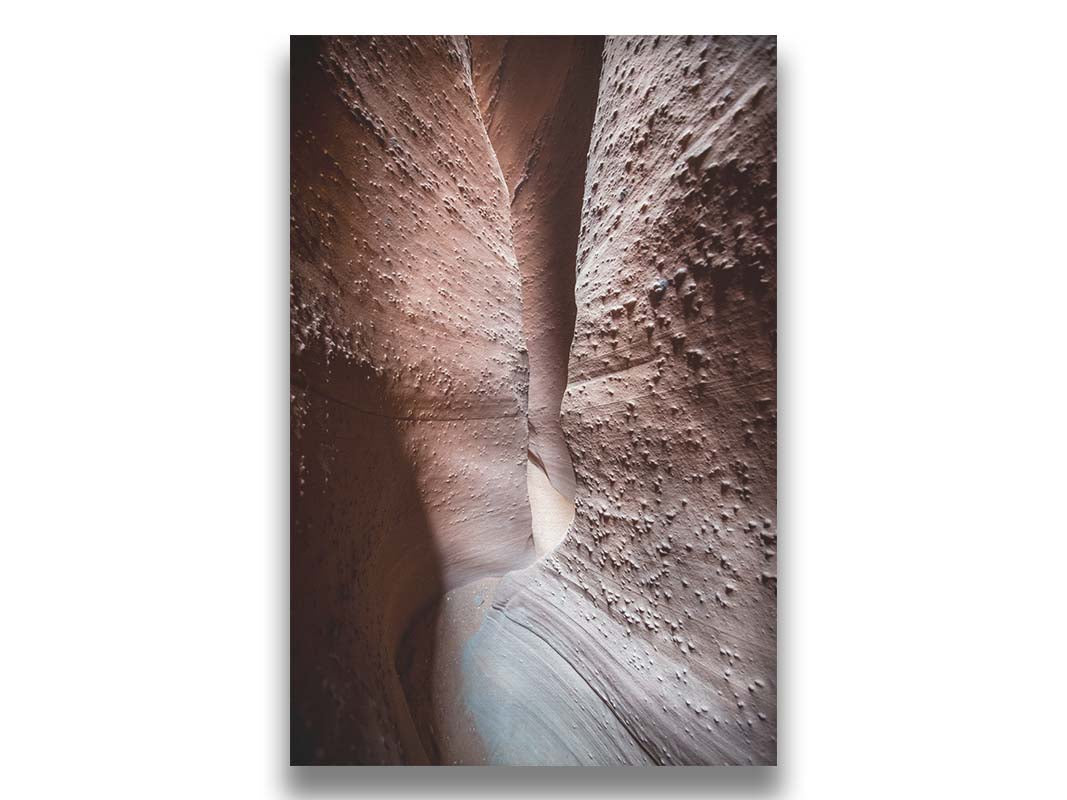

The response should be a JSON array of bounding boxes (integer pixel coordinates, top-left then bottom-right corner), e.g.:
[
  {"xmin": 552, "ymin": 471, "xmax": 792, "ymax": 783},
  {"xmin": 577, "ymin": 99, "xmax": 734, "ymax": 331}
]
[
  {"xmin": 290, "ymin": 35, "xmax": 534, "ymax": 764},
  {"xmin": 466, "ymin": 35, "xmax": 777, "ymax": 765},
  {"xmin": 291, "ymin": 34, "xmax": 776, "ymax": 766}
]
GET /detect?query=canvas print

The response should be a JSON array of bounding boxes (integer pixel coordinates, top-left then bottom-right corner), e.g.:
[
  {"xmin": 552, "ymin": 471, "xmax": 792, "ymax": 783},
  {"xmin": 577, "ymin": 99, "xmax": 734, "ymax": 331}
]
[{"xmin": 291, "ymin": 34, "xmax": 777, "ymax": 765}]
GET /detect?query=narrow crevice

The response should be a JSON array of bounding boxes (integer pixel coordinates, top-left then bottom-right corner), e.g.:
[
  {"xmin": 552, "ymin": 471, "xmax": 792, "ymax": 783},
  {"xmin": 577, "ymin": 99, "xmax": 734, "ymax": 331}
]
[{"xmin": 468, "ymin": 36, "xmax": 603, "ymax": 563}]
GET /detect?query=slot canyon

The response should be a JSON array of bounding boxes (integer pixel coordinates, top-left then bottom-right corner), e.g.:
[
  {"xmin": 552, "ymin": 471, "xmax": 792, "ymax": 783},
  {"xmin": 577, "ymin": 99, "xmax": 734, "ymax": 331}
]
[{"xmin": 291, "ymin": 34, "xmax": 777, "ymax": 765}]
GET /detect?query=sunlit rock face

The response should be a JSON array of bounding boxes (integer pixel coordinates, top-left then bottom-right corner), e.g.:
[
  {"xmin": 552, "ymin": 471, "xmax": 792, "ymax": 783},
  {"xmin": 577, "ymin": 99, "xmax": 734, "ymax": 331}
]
[{"xmin": 291, "ymin": 34, "xmax": 776, "ymax": 766}]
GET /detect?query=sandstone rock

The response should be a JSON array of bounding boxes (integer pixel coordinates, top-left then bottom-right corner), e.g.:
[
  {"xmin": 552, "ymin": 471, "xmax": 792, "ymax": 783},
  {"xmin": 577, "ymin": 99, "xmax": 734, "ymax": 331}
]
[
  {"xmin": 291, "ymin": 34, "xmax": 776, "ymax": 766},
  {"xmin": 460, "ymin": 35, "xmax": 777, "ymax": 766},
  {"xmin": 290, "ymin": 35, "xmax": 533, "ymax": 764},
  {"xmin": 471, "ymin": 36, "xmax": 602, "ymax": 501}
]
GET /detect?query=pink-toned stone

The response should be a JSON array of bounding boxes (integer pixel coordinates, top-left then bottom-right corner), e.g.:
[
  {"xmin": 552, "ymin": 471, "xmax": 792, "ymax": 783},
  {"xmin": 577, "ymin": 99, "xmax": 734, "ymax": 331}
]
[{"xmin": 291, "ymin": 34, "xmax": 776, "ymax": 766}]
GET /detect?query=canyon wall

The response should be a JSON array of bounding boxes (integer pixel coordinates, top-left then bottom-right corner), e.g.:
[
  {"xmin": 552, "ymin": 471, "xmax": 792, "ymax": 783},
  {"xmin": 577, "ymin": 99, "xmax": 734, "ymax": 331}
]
[
  {"xmin": 471, "ymin": 36, "xmax": 602, "ymax": 503},
  {"xmin": 291, "ymin": 34, "xmax": 776, "ymax": 766},
  {"xmin": 290, "ymin": 35, "xmax": 533, "ymax": 764},
  {"xmin": 460, "ymin": 35, "xmax": 777, "ymax": 765}
]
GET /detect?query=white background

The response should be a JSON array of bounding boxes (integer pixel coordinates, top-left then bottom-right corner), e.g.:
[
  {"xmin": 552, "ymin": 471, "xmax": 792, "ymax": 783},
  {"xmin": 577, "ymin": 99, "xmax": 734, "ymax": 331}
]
[{"xmin": 2, "ymin": 1, "xmax": 1065, "ymax": 797}]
